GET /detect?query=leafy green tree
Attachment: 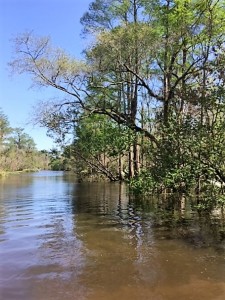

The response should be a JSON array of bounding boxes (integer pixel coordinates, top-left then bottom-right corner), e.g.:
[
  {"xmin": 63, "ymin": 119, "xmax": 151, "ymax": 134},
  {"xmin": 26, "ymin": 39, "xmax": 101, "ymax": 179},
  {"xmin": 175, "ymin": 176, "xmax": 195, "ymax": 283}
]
[
  {"xmin": 73, "ymin": 114, "xmax": 134, "ymax": 181},
  {"xmin": 8, "ymin": 0, "xmax": 225, "ymax": 208},
  {"xmin": 8, "ymin": 128, "xmax": 36, "ymax": 150},
  {"xmin": 0, "ymin": 108, "xmax": 12, "ymax": 150}
]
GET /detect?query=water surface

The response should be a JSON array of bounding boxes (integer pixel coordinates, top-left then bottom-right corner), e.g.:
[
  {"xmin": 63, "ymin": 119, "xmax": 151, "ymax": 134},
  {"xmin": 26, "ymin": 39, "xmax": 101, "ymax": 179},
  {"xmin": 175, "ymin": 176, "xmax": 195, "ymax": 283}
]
[{"xmin": 0, "ymin": 171, "xmax": 225, "ymax": 300}]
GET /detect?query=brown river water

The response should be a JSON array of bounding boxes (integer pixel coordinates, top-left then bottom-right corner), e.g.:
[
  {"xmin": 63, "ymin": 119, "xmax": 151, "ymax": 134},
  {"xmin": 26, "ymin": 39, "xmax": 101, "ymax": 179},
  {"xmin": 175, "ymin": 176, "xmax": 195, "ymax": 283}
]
[{"xmin": 0, "ymin": 171, "xmax": 225, "ymax": 300}]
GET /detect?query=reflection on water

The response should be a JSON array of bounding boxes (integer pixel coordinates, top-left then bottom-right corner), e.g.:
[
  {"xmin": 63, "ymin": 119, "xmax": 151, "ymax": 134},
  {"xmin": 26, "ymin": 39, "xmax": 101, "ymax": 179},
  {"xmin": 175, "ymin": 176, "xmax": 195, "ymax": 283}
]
[{"xmin": 0, "ymin": 171, "xmax": 225, "ymax": 300}]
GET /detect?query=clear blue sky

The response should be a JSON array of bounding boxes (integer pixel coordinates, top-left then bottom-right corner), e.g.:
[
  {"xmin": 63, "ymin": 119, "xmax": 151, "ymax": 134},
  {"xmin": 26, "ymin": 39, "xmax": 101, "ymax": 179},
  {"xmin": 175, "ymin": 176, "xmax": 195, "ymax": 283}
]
[{"xmin": 0, "ymin": 0, "xmax": 92, "ymax": 150}]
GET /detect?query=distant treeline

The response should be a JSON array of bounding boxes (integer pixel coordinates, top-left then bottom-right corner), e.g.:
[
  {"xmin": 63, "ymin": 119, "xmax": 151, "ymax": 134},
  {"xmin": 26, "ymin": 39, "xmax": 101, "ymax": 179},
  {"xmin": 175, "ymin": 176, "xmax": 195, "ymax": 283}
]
[{"xmin": 0, "ymin": 108, "xmax": 50, "ymax": 172}]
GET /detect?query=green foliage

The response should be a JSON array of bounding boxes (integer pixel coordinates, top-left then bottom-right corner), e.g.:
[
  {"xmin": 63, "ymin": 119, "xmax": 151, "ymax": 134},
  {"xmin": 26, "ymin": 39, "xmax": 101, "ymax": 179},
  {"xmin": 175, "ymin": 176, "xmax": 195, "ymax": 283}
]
[
  {"xmin": 8, "ymin": 127, "xmax": 36, "ymax": 150},
  {"xmin": 75, "ymin": 114, "xmax": 133, "ymax": 157},
  {"xmin": 129, "ymin": 170, "xmax": 156, "ymax": 195},
  {"xmin": 80, "ymin": 0, "xmax": 115, "ymax": 34},
  {"xmin": 0, "ymin": 109, "xmax": 50, "ymax": 172},
  {"xmin": 217, "ymin": 194, "xmax": 225, "ymax": 208},
  {"xmin": 0, "ymin": 108, "xmax": 12, "ymax": 148},
  {"xmin": 50, "ymin": 159, "xmax": 64, "ymax": 171},
  {"xmin": 73, "ymin": 114, "xmax": 134, "ymax": 180},
  {"xmin": 47, "ymin": 147, "xmax": 74, "ymax": 171},
  {"xmin": 8, "ymin": 0, "xmax": 225, "ymax": 211}
]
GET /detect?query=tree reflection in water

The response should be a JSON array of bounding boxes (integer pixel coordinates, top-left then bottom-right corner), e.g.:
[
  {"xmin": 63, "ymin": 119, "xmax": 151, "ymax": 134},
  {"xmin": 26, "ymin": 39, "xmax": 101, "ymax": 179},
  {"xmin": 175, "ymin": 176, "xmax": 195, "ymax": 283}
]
[{"xmin": 0, "ymin": 174, "xmax": 225, "ymax": 300}]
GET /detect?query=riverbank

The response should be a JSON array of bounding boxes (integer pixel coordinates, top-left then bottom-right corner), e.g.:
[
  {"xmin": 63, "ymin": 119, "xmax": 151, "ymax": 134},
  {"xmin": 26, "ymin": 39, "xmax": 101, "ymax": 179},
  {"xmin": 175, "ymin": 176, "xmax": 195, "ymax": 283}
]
[{"xmin": 0, "ymin": 169, "xmax": 42, "ymax": 178}]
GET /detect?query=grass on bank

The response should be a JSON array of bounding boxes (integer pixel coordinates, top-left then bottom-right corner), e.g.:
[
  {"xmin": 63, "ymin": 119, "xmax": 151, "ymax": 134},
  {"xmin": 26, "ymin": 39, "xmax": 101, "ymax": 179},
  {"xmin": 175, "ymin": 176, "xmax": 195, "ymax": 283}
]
[{"xmin": 0, "ymin": 169, "xmax": 40, "ymax": 178}]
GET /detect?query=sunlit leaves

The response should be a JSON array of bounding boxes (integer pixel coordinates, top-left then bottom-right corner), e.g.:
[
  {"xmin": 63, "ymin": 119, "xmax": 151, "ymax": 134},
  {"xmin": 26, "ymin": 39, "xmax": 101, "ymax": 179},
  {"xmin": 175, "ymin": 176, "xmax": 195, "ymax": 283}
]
[
  {"xmin": 8, "ymin": 0, "xmax": 225, "ymax": 192},
  {"xmin": 75, "ymin": 114, "xmax": 132, "ymax": 157},
  {"xmin": 0, "ymin": 108, "xmax": 12, "ymax": 147},
  {"xmin": 10, "ymin": 32, "xmax": 89, "ymax": 91}
]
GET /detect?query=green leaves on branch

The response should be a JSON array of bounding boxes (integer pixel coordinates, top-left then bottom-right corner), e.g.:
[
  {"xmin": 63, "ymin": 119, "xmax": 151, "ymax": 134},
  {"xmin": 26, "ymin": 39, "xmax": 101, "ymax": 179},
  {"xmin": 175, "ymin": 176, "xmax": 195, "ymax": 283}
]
[{"xmin": 8, "ymin": 0, "xmax": 225, "ymax": 206}]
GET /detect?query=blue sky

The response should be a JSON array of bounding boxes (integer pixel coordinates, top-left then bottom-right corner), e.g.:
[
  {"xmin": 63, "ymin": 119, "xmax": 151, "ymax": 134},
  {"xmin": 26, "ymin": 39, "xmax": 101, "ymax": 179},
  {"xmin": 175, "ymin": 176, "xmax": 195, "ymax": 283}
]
[{"xmin": 0, "ymin": 0, "xmax": 92, "ymax": 150}]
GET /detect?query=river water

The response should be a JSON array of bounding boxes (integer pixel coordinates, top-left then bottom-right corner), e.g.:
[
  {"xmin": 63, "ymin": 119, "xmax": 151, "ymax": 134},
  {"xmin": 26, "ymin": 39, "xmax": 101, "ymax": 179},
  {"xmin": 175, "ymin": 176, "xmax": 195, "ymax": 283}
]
[{"xmin": 0, "ymin": 171, "xmax": 225, "ymax": 300}]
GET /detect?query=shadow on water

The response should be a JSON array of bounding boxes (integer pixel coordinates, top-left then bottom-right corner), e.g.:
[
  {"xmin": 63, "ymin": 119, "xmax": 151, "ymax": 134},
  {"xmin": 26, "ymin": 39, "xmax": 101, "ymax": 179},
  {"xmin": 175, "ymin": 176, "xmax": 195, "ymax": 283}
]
[
  {"xmin": 0, "ymin": 172, "xmax": 225, "ymax": 300},
  {"xmin": 69, "ymin": 182, "xmax": 225, "ymax": 300},
  {"xmin": 131, "ymin": 193, "xmax": 225, "ymax": 250},
  {"xmin": 72, "ymin": 183, "xmax": 225, "ymax": 251}
]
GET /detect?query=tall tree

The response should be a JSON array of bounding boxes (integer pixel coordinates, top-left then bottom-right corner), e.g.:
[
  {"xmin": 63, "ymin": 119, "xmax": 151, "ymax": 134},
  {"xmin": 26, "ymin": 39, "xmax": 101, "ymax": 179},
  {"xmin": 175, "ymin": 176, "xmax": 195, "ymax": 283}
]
[
  {"xmin": 9, "ymin": 0, "xmax": 225, "ymax": 193},
  {"xmin": 0, "ymin": 108, "xmax": 11, "ymax": 150},
  {"xmin": 8, "ymin": 128, "xmax": 36, "ymax": 150}
]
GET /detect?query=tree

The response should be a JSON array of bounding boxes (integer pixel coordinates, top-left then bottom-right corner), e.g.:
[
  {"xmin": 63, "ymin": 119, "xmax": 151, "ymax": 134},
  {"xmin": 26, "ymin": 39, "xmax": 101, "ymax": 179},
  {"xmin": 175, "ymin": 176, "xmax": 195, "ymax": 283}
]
[
  {"xmin": 74, "ymin": 114, "xmax": 134, "ymax": 181},
  {"xmin": 0, "ymin": 108, "xmax": 11, "ymax": 150},
  {"xmin": 9, "ymin": 0, "xmax": 225, "ymax": 201},
  {"xmin": 0, "ymin": 112, "xmax": 50, "ymax": 172},
  {"xmin": 8, "ymin": 127, "xmax": 36, "ymax": 150}
]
